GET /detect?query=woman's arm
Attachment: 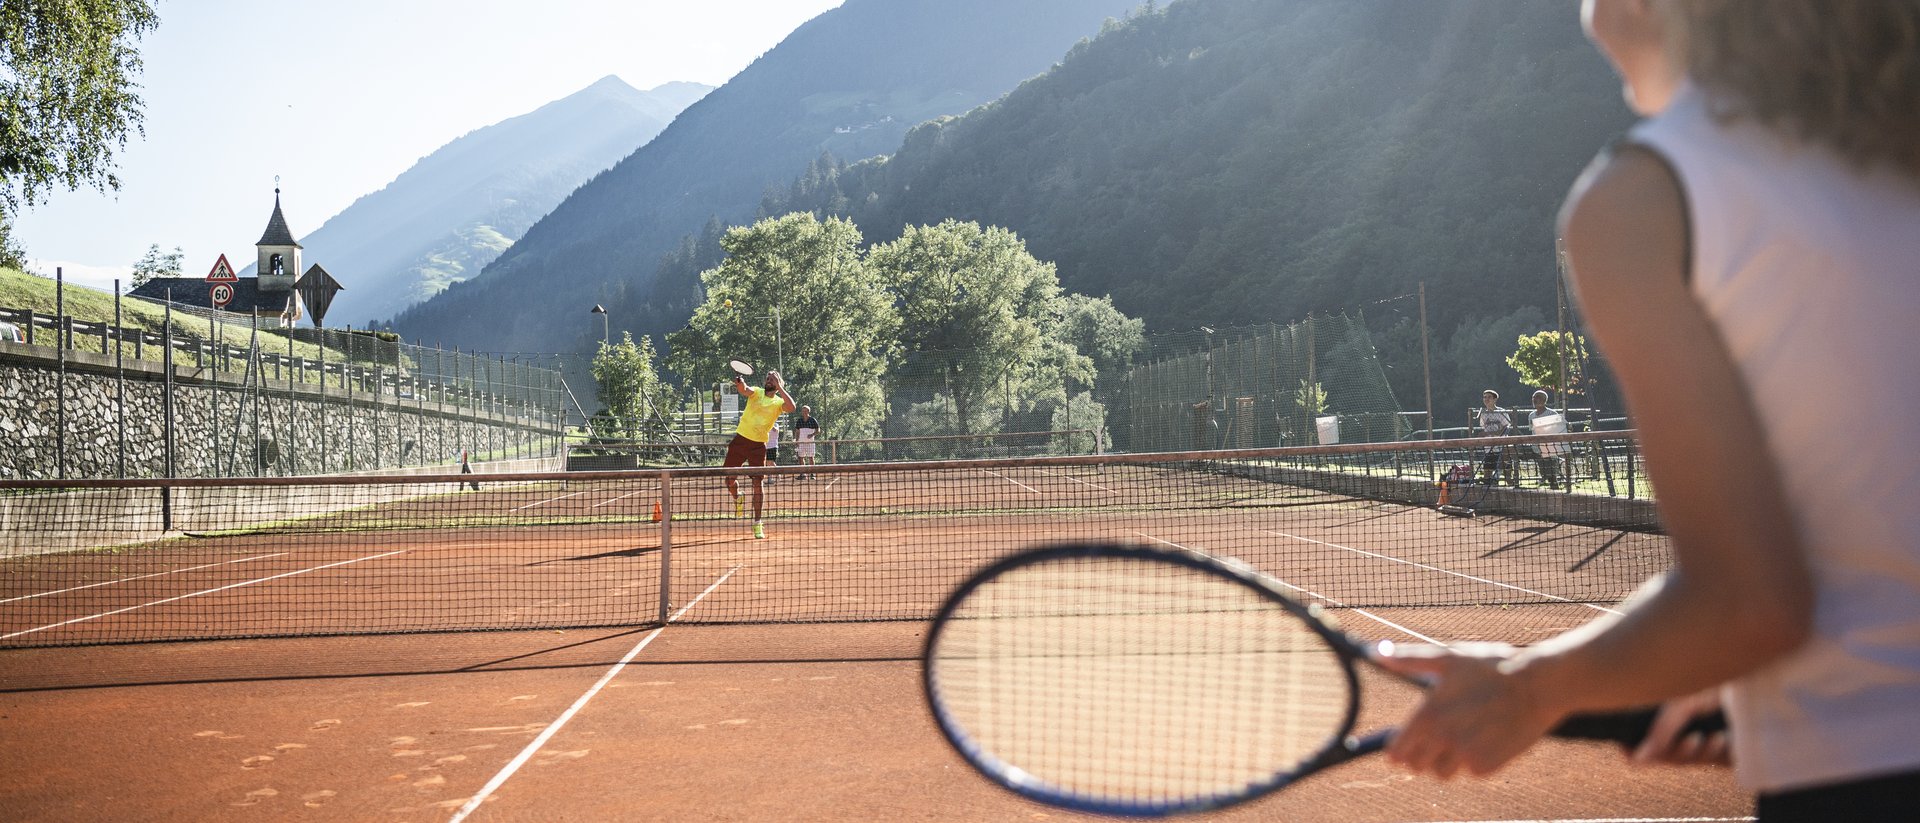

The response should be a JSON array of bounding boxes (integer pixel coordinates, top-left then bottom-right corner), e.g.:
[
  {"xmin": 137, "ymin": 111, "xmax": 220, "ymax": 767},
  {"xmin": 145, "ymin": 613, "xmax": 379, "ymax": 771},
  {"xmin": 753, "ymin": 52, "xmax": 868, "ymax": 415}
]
[{"xmin": 1382, "ymin": 145, "xmax": 1813, "ymax": 777}]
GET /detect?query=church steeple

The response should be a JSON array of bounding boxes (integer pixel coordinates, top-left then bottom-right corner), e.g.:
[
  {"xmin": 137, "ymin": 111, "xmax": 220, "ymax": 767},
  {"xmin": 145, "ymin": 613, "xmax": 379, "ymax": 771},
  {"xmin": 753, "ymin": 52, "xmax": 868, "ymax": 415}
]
[{"xmin": 255, "ymin": 187, "xmax": 301, "ymax": 293}]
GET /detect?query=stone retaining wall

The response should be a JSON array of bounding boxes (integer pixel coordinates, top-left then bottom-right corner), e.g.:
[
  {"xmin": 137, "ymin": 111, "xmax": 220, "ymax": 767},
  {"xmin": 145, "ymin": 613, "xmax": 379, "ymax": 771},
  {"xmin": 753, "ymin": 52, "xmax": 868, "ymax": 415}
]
[{"xmin": 1, "ymin": 342, "xmax": 563, "ymax": 480}]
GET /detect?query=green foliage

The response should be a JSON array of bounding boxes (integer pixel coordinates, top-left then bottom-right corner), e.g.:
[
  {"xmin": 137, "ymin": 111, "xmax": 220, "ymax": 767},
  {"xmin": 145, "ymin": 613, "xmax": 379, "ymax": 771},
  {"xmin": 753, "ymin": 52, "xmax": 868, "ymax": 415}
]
[
  {"xmin": 1056, "ymin": 293, "xmax": 1146, "ymax": 392},
  {"xmin": 0, "ymin": 216, "xmax": 26, "ymax": 271},
  {"xmin": 1506, "ymin": 330, "xmax": 1587, "ymax": 397},
  {"xmin": 1442, "ymin": 306, "xmax": 1549, "ymax": 419},
  {"xmin": 769, "ymin": 0, "xmax": 1631, "ymax": 418},
  {"xmin": 590, "ymin": 331, "xmax": 669, "ymax": 439},
  {"xmin": 871, "ymin": 220, "xmax": 1083, "ymax": 433},
  {"xmin": 129, "ymin": 243, "xmax": 182, "ymax": 289},
  {"xmin": 667, "ymin": 214, "xmax": 897, "ymax": 439},
  {"xmin": 1050, "ymin": 391, "xmax": 1110, "ymax": 452},
  {"xmin": 1294, "ymin": 379, "xmax": 1328, "ymax": 416},
  {"xmin": 0, "ymin": 0, "xmax": 158, "ymax": 215}
]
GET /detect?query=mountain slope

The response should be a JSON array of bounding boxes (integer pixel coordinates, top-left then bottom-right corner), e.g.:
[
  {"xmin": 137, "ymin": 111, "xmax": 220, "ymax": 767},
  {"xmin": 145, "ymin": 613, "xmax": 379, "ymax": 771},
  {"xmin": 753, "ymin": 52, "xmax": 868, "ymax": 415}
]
[
  {"xmin": 390, "ymin": 0, "xmax": 1148, "ymax": 352},
  {"xmin": 766, "ymin": 0, "xmax": 1635, "ymax": 414},
  {"xmin": 261, "ymin": 77, "xmax": 709, "ymax": 328}
]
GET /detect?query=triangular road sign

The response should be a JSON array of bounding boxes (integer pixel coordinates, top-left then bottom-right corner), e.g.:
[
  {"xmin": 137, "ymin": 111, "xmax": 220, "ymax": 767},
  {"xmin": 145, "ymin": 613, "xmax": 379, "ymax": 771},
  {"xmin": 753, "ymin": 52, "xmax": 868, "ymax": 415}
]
[{"xmin": 206, "ymin": 254, "xmax": 239, "ymax": 282}]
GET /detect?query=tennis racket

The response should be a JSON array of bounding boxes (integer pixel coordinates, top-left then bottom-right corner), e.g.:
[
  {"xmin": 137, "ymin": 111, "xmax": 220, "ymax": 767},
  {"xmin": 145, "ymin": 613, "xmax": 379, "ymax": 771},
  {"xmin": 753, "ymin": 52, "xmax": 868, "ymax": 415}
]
[
  {"xmin": 922, "ymin": 543, "xmax": 1724, "ymax": 817},
  {"xmin": 729, "ymin": 359, "xmax": 754, "ymax": 377}
]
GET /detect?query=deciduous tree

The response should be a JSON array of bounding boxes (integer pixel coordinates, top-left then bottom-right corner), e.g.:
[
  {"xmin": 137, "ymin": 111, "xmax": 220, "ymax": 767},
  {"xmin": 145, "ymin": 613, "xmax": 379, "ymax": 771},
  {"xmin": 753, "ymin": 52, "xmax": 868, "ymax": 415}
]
[{"xmin": 1, "ymin": 1, "xmax": 159, "ymax": 267}]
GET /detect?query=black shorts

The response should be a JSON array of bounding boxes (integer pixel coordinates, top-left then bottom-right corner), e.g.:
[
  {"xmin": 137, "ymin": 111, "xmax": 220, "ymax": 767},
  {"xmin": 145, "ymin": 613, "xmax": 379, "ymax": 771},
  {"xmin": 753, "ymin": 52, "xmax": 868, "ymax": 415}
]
[
  {"xmin": 765, "ymin": 448, "xmax": 780, "ymax": 463},
  {"xmin": 1757, "ymin": 767, "xmax": 1920, "ymax": 822},
  {"xmin": 723, "ymin": 434, "xmax": 766, "ymax": 468}
]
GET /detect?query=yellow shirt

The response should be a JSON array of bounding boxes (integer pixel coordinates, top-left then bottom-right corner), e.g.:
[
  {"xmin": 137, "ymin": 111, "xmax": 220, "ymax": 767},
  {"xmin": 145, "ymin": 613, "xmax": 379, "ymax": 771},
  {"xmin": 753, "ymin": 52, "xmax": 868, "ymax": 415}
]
[{"xmin": 736, "ymin": 387, "xmax": 786, "ymax": 443}]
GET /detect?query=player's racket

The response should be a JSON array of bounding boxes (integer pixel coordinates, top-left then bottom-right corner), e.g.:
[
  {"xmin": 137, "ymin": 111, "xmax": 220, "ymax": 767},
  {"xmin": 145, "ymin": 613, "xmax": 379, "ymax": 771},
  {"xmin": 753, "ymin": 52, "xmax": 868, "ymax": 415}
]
[
  {"xmin": 922, "ymin": 543, "xmax": 1724, "ymax": 817},
  {"xmin": 729, "ymin": 359, "xmax": 754, "ymax": 377}
]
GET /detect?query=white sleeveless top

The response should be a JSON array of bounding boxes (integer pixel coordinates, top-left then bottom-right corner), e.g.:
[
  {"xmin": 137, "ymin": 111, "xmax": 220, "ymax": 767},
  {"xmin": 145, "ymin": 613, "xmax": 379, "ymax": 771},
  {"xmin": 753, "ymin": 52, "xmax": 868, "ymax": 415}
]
[{"xmin": 1631, "ymin": 88, "xmax": 1920, "ymax": 792}]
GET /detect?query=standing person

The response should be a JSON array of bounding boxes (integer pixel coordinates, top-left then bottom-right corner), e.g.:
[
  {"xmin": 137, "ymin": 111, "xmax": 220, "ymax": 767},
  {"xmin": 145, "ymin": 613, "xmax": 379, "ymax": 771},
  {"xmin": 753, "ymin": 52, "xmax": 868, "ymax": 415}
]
[
  {"xmin": 793, "ymin": 405, "xmax": 821, "ymax": 479},
  {"xmin": 1381, "ymin": 2, "xmax": 1920, "ymax": 819},
  {"xmin": 722, "ymin": 369, "xmax": 796, "ymax": 539},
  {"xmin": 460, "ymin": 449, "xmax": 480, "ymax": 492},
  {"xmin": 1523, "ymin": 390, "xmax": 1566, "ymax": 489},
  {"xmin": 1473, "ymin": 390, "xmax": 1513, "ymax": 485}
]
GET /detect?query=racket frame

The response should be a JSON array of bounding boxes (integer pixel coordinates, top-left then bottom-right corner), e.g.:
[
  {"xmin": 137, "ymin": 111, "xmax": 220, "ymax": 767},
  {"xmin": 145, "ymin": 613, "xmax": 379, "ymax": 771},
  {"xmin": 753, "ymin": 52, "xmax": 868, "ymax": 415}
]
[{"xmin": 922, "ymin": 542, "xmax": 1373, "ymax": 817}]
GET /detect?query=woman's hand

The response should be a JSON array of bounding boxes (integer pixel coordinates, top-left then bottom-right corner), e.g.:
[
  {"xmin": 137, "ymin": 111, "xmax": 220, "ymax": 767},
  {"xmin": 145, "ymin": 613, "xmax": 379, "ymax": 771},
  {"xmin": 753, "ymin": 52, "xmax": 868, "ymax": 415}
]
[
  {"xmin": 1631, "ymin": 688, "xmax": 1731, "ymax": 767},
  {"xmin": 1378, "ymin": 642, "xmax": 1568, "ymax": 779}
]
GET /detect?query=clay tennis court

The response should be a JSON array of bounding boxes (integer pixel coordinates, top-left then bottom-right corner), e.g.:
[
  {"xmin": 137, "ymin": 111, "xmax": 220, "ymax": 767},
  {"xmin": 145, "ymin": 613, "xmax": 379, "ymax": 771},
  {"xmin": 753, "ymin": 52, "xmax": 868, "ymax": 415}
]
[{"xmin": 1, "ymin": 448, "xmax": 1752, "ymax": 821}]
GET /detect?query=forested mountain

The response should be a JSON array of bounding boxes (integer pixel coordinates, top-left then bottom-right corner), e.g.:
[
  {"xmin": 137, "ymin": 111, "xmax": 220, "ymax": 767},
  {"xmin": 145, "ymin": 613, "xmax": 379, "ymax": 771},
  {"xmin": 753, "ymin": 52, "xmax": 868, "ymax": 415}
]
[
  {"xmin": 389, "ymin": 0, "xmax": 1147, "ymax": 353},
  {"xmin": 260, "ymin": 77, "xmax": 709, "ymax": 328},
  {"xmin": 763, "ymin": 0, "xmax": 1637, "ymax": 418}
]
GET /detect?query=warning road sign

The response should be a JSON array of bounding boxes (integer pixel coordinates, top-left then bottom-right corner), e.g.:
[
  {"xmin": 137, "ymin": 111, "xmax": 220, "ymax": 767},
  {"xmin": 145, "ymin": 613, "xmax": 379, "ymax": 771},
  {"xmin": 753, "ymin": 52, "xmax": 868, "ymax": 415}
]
[{"xmin": 206, "ymin": 254, "xmax": 238, "ymax": 282}]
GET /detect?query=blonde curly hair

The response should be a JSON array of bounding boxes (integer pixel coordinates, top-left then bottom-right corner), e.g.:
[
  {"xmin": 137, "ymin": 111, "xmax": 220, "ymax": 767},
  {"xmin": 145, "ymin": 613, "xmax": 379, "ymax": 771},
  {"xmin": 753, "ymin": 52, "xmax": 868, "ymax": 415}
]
[{"xmin": 1660, "ymin": 0, "xmax": 1920, "ymax": 179}]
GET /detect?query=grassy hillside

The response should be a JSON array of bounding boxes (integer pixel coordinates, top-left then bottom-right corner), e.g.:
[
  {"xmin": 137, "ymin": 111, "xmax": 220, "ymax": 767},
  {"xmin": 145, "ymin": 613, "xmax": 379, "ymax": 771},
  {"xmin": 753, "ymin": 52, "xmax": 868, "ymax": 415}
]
[{"xmin": 0, "ymin": 268, "xmax": 400, "ymax": 373}]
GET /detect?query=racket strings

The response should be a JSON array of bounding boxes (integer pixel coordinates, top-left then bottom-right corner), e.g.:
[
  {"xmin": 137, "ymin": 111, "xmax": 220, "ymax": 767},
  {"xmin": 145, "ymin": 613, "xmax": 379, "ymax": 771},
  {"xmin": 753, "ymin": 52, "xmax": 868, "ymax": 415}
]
[{"xmin": 931, "ymin": 554, "xmax": 1352, "ymax": 806}]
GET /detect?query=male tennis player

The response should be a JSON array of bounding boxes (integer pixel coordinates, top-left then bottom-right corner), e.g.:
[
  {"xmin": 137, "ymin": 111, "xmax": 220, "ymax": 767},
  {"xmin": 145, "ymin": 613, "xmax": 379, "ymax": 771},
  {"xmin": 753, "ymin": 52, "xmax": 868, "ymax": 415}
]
[
  {"xmin": 724, "ymin": 369, "xmax": 795, "ymax": 539},
  {"xmin": 793, "ymin": 405, "xmax": 820, "ymax": 479}
]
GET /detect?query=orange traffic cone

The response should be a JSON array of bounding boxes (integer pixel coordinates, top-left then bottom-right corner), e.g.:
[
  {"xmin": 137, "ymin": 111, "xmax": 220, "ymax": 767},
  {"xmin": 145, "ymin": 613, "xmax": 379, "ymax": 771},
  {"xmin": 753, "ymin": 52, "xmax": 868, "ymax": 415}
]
[
  {"xmin": 1436, "ymin": 480, "xmax": 1451, "ymax": 507},
  {"xmin": 652, "ymin": 501, "xmax": 663, "ymax": 522}
]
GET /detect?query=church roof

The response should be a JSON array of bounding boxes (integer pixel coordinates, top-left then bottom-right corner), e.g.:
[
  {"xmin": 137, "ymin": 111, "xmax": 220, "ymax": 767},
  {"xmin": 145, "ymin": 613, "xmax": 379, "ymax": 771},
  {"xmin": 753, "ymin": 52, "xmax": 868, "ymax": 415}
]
[
  {"xmin": 128, "ymin": 277, "xmax": 304, "ymax": 316},
  {"xmin": 256, "ymin": 190, "xmax": 302, "ymax": 248}
]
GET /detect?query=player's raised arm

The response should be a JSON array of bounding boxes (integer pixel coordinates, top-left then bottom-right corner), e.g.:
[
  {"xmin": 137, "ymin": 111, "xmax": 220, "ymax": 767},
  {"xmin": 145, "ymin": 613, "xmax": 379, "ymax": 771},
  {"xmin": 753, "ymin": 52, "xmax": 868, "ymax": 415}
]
[{"xmin": 770, "ymin": 372, "xmax": 797, "ymax": 413}]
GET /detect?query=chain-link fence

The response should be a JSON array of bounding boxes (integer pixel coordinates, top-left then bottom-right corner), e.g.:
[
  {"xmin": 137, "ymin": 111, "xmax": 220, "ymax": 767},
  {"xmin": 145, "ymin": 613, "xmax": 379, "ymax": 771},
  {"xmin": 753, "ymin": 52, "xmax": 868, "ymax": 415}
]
[{"xmin": 1120, "ymin": 313, "xmax": 1408, "ymax": 453}]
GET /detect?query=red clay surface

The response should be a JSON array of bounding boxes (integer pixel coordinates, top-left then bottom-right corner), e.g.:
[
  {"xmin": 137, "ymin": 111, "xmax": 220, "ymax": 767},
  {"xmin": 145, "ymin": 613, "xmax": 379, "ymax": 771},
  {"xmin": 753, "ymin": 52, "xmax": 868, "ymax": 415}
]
[
  {"xmin": 1, "ymin": 621, "xmax": 1749, "ymax": 822},
  {"xmin": 2, "ymin": 466, "xmax": 1745, "ymax": 820}
]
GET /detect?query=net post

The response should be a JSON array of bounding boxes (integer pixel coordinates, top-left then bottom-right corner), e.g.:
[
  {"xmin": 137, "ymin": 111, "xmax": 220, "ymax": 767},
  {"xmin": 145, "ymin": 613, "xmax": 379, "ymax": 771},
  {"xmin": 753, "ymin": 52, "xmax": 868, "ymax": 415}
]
[{"xmin": 657, "ymin": 471, "xmax": 673, "ymax": 624}]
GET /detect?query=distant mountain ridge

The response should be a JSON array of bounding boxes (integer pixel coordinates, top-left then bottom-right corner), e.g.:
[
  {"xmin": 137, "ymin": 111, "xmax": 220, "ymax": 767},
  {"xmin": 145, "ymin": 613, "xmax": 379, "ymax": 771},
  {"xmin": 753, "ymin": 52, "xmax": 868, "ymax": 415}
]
[
  {"xmin": 389, "ymin": 0, "xmax": 1149, "ymax": 353},
  {"xmin": 253, "ymin": 77, "xmax": 710, "ymax": 328},
  {"xmin": 761, "ymin": 0, "xmax": 1636, "ymax": 416}
]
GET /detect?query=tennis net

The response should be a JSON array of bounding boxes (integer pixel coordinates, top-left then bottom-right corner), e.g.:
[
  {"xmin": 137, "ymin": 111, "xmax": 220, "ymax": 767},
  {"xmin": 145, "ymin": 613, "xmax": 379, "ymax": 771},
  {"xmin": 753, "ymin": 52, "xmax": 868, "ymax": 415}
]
[{"xmin": 1, "ymin": 431, "xmax": 1661, "ymax": 648}]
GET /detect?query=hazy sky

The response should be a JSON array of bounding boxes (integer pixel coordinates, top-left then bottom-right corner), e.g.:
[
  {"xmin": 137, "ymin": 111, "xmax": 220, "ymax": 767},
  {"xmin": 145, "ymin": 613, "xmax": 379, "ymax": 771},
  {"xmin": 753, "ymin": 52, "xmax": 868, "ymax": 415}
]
[{"xmin": 16, "ymin": 0, "xmax": 844, "ymax": 292}]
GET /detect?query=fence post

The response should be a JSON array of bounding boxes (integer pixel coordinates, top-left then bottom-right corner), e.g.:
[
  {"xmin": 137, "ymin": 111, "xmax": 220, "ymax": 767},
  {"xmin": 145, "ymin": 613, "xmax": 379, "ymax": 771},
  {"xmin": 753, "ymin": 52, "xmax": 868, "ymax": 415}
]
[
  {"xmin": 55, "ymin": 268, "xmax": 67, "ymax": 478},
  {"xmin": 163, "ymin": 290, "xmax": 177, "ymax": 483},
  {"xmin": 658, "ymin": 471, "xmax": 673, "ymax": 624},
  {"xmin": 318, "ymin": 326, "xmax": 328, "ymax": 473},
  {"xmin": 115, "ymin": 280, "xmax": 126, "ymax": 478}
]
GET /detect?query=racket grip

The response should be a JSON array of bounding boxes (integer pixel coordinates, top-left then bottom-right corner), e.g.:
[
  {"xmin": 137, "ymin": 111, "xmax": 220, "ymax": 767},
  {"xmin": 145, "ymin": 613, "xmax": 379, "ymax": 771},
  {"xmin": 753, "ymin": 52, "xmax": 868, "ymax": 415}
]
[{"xmin": 1550, "ymin": 708, "xmax": 1727, "ymax": 745}]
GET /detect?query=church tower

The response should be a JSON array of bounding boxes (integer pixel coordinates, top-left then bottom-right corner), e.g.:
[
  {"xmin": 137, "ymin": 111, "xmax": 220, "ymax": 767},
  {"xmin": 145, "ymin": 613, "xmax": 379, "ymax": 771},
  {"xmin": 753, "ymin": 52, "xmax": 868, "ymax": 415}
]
[{"xmin": 255, "ymin": 188, "xmax": 301, "ymax": 294}]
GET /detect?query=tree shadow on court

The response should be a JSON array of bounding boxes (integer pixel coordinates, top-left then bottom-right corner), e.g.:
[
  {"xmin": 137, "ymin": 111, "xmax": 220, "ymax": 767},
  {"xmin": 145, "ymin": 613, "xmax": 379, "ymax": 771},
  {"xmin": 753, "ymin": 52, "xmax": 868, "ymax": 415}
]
[
  {"xmin": 1480, "ymin": 523, "xmax": 1631, "ymax": 572},
  {"xmin": 0, "ymin": 624, "xmax": 917, "ymax": 693}
]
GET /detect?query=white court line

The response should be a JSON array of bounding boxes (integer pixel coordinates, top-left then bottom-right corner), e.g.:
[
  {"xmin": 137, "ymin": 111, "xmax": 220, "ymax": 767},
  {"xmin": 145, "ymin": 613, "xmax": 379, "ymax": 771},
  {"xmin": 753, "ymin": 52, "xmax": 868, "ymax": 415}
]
[
  {"xmin": 1033, "ymin": 467, "xmax": 1114, "ymax": 493},
  {"xmin": 513, "ymin": 490, "xmax": 587, "ymax": 511},
  {"xmin": 1134, "ymin": 532, "xmax": 1444, "ymax": 646},
  {"xmin": 980, "ymin": 468, "xmax": 1041, "ymax": 495},
  {"xmin": 447, "ymin": 566, "xmax": 740, "ymax": 823},
  {"xmin": 1263, "ymin": 529, "xmax": 1622, "ymax": 616},
  {"xmin": 0, "ymin": 550, "xmax": 408, "ymax": 640},
  {"xmin": 0, "ymin": 553, "xmax": 289, "ymax": 604},
  {"xmin": 590, "ymin": 490, "xmax": 641, "ymax": 509}
]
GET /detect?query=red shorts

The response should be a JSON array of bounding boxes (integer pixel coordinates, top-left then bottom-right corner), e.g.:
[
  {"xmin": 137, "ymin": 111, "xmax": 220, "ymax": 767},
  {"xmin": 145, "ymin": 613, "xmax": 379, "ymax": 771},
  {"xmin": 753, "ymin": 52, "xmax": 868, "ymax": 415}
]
[{"xmin": 723, "ymin": 434, "xmax": 766, "ymax": 468}]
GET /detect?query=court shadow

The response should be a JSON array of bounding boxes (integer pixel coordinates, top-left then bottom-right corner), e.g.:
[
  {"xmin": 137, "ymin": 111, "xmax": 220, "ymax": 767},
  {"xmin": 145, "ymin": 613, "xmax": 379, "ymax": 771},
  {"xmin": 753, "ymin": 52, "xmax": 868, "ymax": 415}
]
[
  {"xmin": 0, "ymin": 623, "xmax": 924, "ymax": 693},
  {"xmin": 1481, "ymin": 524, "xmax": 1632, "ymax": 572}
]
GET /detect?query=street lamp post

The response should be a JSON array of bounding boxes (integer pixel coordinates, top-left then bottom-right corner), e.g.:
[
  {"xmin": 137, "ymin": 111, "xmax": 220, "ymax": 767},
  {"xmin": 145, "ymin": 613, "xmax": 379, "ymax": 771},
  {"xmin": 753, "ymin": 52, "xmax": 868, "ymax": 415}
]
[{"xmin": 590, "ymin": 304, "xmax": 609, "ymax": 348}]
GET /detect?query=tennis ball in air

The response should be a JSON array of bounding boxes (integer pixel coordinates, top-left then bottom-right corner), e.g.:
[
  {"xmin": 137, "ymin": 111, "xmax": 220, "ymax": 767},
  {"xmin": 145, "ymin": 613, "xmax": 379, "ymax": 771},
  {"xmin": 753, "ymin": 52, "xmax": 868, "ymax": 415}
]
[{"xmin": 724, "ymin": 299, "xmax": 733, "ymax": 307}]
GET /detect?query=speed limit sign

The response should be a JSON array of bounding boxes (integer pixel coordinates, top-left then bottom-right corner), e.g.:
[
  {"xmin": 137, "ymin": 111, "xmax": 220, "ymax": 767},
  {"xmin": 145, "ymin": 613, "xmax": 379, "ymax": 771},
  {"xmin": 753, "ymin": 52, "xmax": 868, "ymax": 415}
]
[{"xmin": 210, "ymin": 282, "xmax": 234, "ymax": 308}]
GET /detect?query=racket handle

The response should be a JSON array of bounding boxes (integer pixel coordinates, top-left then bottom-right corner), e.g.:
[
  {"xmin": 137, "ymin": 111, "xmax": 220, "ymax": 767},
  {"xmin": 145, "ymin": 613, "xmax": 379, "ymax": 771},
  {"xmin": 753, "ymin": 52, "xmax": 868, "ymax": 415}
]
[{"xmin": 1550, "ymin": 708, "xmax": 1727, "ymax": 745}]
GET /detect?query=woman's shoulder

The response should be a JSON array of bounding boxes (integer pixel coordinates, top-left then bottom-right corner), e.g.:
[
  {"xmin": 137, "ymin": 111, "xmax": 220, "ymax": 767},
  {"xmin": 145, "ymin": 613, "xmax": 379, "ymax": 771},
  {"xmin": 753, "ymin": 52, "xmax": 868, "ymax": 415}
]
[{"xmin": 1559, "ymin": 143, "xmax": 1689, "ymax": 292}]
